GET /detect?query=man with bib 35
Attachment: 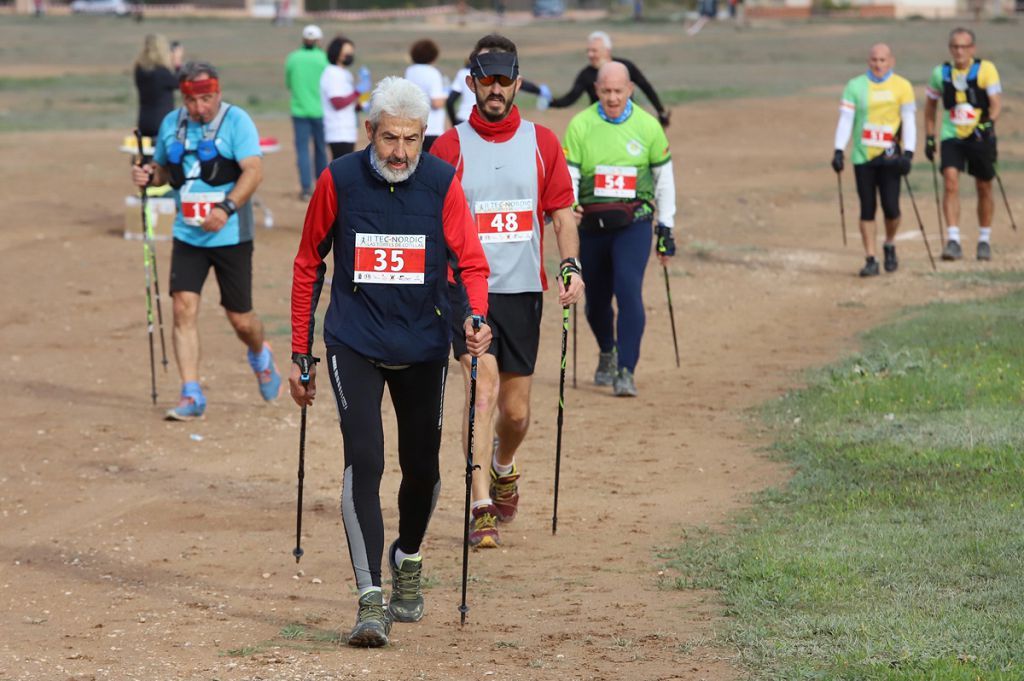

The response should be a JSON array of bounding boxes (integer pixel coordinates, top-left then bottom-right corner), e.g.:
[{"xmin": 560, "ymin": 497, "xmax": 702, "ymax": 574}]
[
  {"xmin": 563, "ymin": 61, "xmax": 676, "ymax": 398},
  {"xmin": 831, "ymin": 43, "xmax": 916, "ymax": 277},
  {"xmin": 925, "ymin": 27, "xmax": 1002, "ymax": 261},
  {"xmin": 431, "ymin": 34, "xmax": 585, "ymax": 549},
  {"xmin": 131, "ymin": 61, "xmax": 281, "ymax": 421}
]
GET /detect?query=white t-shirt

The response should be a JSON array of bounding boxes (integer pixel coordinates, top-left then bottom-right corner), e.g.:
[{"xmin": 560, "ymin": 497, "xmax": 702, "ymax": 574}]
[
  {"xmin": 320, "ymin": 64, "xmax": 358, "ymax": 144},
  {"xmin": 404, "ymin": 63, "xmax": 446, "ymax": 137},
  {"xmin": 450, "ymin": 67, "xmax": 475, "ymax": 123}
]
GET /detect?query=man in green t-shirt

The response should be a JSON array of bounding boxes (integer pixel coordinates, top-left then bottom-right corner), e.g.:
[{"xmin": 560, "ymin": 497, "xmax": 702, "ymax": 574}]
[
  {"xmin": 285, "ymin": 24, "xmax": 329, "ymax": 200},
  {"xmin": 563, "ymin": 61, "xmax": 677, "ymax": 398}
]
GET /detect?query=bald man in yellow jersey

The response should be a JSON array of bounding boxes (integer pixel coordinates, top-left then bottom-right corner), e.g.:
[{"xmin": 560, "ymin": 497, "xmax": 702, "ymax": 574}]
[
  {"xmin": 924, "ymin": 27, "xmax": 1002, "ymax": 261},
  {"xmin": 832, "ymin": 43, "xmax": 916, "ymax": 277}
]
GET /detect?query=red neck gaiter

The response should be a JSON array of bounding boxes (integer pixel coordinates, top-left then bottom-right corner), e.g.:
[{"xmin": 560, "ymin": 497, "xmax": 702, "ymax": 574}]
[{"xmin": 469, "ymin": 104, "xmax": 521, "ymax": 143}]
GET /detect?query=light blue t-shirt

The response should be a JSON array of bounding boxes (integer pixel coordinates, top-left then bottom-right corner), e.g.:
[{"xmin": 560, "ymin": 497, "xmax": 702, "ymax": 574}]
[{"xmin": 154, "ymin": 104, "xmax": 262, "ymax": 247}]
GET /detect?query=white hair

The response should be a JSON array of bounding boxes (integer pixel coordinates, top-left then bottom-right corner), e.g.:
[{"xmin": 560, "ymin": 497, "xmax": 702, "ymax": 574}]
[
  {"xmin": 588, "ymin": 31, "xmax": 612, "ymax": 50},
  {"xmin": 367, "ymin": 76, "xmax": 430, "ymax": 129}
]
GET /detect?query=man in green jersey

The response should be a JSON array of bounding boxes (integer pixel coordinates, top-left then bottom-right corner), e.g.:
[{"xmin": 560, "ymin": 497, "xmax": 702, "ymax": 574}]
[
  {"xmin": 285, "ymin": 24, "xmax": 329, "ymax": 200},
  {"xmin": 924, "ymin": 27, "xmax": 1002, "ymax": 261},
  {"xmin": 563, "ymin": 61, "xmax": 676, "ymax": 397}
]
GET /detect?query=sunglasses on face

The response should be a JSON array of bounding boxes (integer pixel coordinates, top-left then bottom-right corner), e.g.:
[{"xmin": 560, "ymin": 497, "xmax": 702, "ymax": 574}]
[{"xmin": 476, "ymin": 74, "xmax": 515, "ymax": 87}]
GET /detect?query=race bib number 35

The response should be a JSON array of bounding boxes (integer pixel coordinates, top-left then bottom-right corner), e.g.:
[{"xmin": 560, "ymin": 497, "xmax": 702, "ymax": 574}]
[
  {"xmin": 354, "ymin": 233, "xmax": 426, "ymax": 284},
  {"xmin": 594, "ymin": 165, "xmax": 637, "ymax": 199},
  {"xmin": 475, "ymin": 199, "xmax": 534, "ymax": 243},
  {"xmin": 180, "ymin": 191, "xmax": 225, "ymax": 227}
]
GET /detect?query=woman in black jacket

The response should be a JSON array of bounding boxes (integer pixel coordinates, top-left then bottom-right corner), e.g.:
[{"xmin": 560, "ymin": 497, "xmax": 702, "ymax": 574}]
[{"xmin": 133, "ymin": 34, "xmax": 183, "ymax": 139}]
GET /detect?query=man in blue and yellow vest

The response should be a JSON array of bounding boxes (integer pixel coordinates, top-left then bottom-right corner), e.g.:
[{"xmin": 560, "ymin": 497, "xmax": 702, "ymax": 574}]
[{"xmin": 924, "ymin": 27, "xmax": 1002, "ymax": 262}]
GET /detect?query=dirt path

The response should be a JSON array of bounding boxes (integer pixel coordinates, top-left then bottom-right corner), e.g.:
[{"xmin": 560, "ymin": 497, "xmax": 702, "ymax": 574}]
[{"xmin": 1, "ymin": 96, "xmax": 1020, "ymax": 681}]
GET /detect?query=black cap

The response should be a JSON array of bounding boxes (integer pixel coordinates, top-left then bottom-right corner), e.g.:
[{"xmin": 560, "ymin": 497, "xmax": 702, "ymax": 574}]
[{"xmin": 470, "ymin": 51, "xmax": 519, "ymax": 80}]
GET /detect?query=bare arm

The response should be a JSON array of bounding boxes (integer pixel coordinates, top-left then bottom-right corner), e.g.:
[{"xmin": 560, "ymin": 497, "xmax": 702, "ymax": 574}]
[
  {"xmin": 988, "ymin": 92, "xmax": 1001, "ymax": 124},
  {"xmin": 551, "ymin": 206, "xmax": 584, "ymax": 306},
  {"xmin": 924, "ymin": 97, "xmax": 938, "ymax": 137}
]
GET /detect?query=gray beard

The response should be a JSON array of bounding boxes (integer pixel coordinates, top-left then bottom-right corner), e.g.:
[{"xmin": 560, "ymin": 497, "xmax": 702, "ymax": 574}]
[{"xmin": 370, "ymin": 145, "xmax": 419, "ymax": 183}]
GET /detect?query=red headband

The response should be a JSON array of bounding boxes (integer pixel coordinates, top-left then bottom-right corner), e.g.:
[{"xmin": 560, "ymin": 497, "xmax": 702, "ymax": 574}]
[{"xmin": 180, "ymin": 78, "xmax": 220, "ymax": 96}]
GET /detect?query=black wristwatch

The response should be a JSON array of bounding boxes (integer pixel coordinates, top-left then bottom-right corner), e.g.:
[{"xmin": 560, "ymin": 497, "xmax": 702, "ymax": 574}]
[
  {"xmin": 214, "ymin": 198, "xmax": 238, "ymax": 217},
  {"xmin": 560, "ymin": 257, "xmax": 582, "ymax": 274}
]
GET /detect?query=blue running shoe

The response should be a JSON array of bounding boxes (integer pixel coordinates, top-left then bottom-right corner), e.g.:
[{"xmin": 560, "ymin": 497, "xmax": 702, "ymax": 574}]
[
  {"xmin": 165, "ymin": 396, "xmax": 205, "ymax": 421},
  {"xmin": 248, "ymin": 342, "xmax": 282, "ymax": 402}
]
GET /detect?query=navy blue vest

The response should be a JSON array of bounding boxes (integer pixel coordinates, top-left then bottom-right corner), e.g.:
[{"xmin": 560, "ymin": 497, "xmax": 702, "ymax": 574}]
[{"xmin": 325, "ymin": 146, "xmax": 457, "ymax": 365}]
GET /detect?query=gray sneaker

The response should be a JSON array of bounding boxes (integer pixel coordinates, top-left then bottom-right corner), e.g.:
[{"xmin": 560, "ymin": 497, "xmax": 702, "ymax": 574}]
[
  {"xmin": 941, "ymin": 240, "xmax": 963, "ymax": 261},
  {"xmin": 595, "ymin": 349, "xmax": 617, "ymax": 386},
  {"xmin": 348, "ymin": 590, "xmax": 391, "ymax": 647},
  {"xmin": 612, "ymin": 368, "xmax": 638, "ymax": 397},
  {"xmin": 387, "ymin": 541, "xmax": 424, "ymax": 623},
  {"xmin": 977, "ymin": 241, "xmax": 991, "ymax": 261}
]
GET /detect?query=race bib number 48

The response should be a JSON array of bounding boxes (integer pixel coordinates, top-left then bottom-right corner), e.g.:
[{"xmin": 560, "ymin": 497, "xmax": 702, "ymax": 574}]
[
  {"xmin": 474, "ymin": 199, "xmax": 534, "ymax": 243},
  {"xmin": 594, "ymin": 165, "xmax": 637, "ymax": 199},
  {"xmin": 354, "ymin": 233, "xmax": 426, "ymax": 284},
  {"xmin": 180, "ymin": 191, "xmax": 225, "ymax": 227}
]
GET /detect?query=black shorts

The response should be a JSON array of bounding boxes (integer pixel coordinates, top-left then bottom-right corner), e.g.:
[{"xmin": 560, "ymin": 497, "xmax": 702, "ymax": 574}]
[
  {"xmin": 450, "ymin": 287, "xmax": 543, "ymax": 376},
  {"xmin": 169, "ymin": 239, "xmax": 253, "ymax": 313},
  {"xmin": 854, "ymin": 156, "xmax": 901, "ymax": 221},
  {"xmin": 941, "ymin": 137, "xmax": 996, "ymax": 181}
]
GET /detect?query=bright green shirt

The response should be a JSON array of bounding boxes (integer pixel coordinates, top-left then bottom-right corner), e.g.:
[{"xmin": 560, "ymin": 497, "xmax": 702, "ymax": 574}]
[
  {"xmin": 841, "ymin": 73, "xmax": 915, "ymax": 165},
  {"xmin": 285, "ymin": 47, "xmax": 328, "ymax": 118},
  {"xmin": 563, "ymin": 103, "xmax": 671, "ymax": 206},
  {"xmin": 926, "ymin": 60, "xmax": 1001, "ymax": 141}
]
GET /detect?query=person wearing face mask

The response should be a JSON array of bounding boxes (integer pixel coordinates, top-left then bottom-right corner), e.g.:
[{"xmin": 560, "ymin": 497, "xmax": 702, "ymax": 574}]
[
  {"xmin": 431, "ymin": 34, "xmax": 584, "ymax": 550},
  {"xmin": 563, "ymin": 61, "xmax": 677, "ymax": 398},
  {"xmin": 130, "ymin": 61, "xmax": 279, "ymax": 421},
  {"xmin": 320, "ymin": 35, "xmax": 364, "ymax": 160},
  {"xmin": 290, "ymin": 76, "xmax": 491, "ymax": 647}
]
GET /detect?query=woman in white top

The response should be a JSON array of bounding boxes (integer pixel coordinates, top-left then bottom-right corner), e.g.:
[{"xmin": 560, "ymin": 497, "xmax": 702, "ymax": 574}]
[
  {"xmin": 403, "ymin": 38, "xmax": 447, "ymax": 151},
  {"xmin": 321, "ymin": 36, "xmax": 360, "ymax": 160},
  {"xmin": 446, "ymin": 62, "xmax": 475, "ymax": 126}
]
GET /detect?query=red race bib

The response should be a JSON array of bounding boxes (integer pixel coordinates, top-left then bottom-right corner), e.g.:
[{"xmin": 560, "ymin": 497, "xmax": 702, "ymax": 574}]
[
  {"xmin": 353, "ymin": 233, "xmax": 426, "ymax": 284},
  {"xmin": 594, "ymin": 165, "xmax": 637, "ymax": 199},
  {"xmin": 180, "ymin": 191, "xmax": 225, "ymax": 227},
  {"xmin": 474, "ymin": 199, "xmax": 534, "ymax": 243}
]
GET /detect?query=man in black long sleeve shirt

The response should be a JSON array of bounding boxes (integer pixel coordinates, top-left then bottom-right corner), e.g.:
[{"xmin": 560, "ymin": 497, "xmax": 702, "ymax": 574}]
[{"xmin": 548, "ymin": 30, "xmax": 670, "ymax": 127}]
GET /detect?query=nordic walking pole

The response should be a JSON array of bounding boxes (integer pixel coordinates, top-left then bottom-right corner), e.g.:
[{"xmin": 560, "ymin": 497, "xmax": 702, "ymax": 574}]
[
  {"xmin": 995, "ymin": 172, "xmax": 1018, "ymax": 231},
  {"xmin": 571, "ymin": 303, "xmax": 577, "ymax": 389},
  {"xmin": 837, "ymin": 172, "xmax": 848, "ymax": 247},
  {"xmin": 293, "ymin": 354, "xmax": 318, "ymax": 563},
  {"xmin": 460, "ymin": 316, "xmax": 483, "ymax": 626},
  {"xmin": 930, "ymin": 159, "xmax": 945, "ymax": 243},
  {"xmin": 904, "ymin": 177, "xmax": 937, "ymax": 272},
  {"xmin": 134, "ymin": 129, "xmax": 169, "ymax": 371},
  {"xmin": 552, "ymin": 272, "xmax": 571, "ymax": 535},
  {"xmin": 663, "ymin": 265, "xmax": 680, "ymax": 368},
  {"xmin": 132, "ymin": 130, "xmax": 158, "ymax": 404}
]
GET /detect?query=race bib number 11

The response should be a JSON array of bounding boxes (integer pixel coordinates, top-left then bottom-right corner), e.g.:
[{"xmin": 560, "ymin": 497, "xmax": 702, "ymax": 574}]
[
  {"xmin": 354, "ymin": 233, "xmax": 426, "ymax": 284},
  {"xmin": 180, "ymin": 191, "xmax": 225, "ymax": 227},
  {"xmin": 475, "ymin": 199, "xmax": 534, "ymax": 243},
  {"xmin": 594, "ymin": 165, "xmax": 638, "ymax": 199}
]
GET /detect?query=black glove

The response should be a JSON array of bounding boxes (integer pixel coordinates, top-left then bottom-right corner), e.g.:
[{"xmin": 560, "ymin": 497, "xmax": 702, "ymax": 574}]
[
  {"xmin": 899, "ymin": 150, "xmax": 913, "ymax": 176},
  {"xmin": 658, "ymin": 110, "xmax": 671, "ymax": 128},
  {"xmin": 974, "ymin": 121, "xmax": 995, "ymax": 143},
  {"xmin": 655, "ymin": 223, "xmax": 676, "ymax": 257},
  {"xmin": 831, "ymin": 149, "xmax": 844, "ymax": 173},
  {"xmin": 925, "ymin": 135, "xmax": 936, "ymax": 162}
]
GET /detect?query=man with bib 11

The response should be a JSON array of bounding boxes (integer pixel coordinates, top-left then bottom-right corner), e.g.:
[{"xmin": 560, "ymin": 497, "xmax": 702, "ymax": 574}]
[
  {"xmin": 831, "ymin": 43, "xmax": 916, "ymax": 277},
  {"xmin": 563, "ymin": 61, "xmax": 676, "ymax": 398},
  {"xmin": 924, "ymin": 27, "xmax": 1002, "ymax": 261},
  {"xmin": 131, "ymin": 61, "xmax": 281, "ymax": 421},
  {"xmin": 289, "ymin": 77, "xmax": 492, "ymax": 647},
  {"xmin": 431, "ymin": 34, "xmax": 585, "ymax": 549}
]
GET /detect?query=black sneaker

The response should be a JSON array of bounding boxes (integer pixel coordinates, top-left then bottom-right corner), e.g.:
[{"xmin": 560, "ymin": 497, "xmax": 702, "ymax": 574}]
[
  {"xmin": 976, "ymin": 241, "xmax": 991, "ymax": 261},
  {"xmin": 859, "ymin": 258, "xmax": 880, "ymax": 277},
  {"xmin": 941, "ymin": 240, "xmax": 963, "ymax": 261},
  {"xmin": 883, "ymin": 244, "xmax": 898, "ymax": 272},
  {"xmin": 348, "ymin": 590, "xmax": 391, "ymax": 647}
]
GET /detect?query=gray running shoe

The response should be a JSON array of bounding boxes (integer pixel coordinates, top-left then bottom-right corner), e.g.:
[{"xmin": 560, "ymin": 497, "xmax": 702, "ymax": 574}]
[
  {"xmin": 595, "ymin": 349, "xmax": 617, "ymax": 386},
  {"xmin": 941, "ymin": 240, "xmax": 963, "ymax": 261},
  {"xmin": 348, "ymin": 590, "xmax": 391, "ymax": 647},
  {"xmin": 613, "ymin": 368, "xmax": 638, "ymax": 397},
  {"xmin": 387, "ymin": 541, "xmax": 424, "ymax": 623},
  {"xmin": 976, "ymin": 241, "xmax": 991, "ymax": 261}
]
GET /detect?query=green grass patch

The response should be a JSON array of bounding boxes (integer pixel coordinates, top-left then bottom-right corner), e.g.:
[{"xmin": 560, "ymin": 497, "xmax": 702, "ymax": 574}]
[{"xmin": 664, "ymin": 288, "xmax": 1024, "ymax": 680}]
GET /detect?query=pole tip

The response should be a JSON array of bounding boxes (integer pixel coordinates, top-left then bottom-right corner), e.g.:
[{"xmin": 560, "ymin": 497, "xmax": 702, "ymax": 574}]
[{"xmin": 293, "ymin": 547, "xmax": 304, "ymax": 563}]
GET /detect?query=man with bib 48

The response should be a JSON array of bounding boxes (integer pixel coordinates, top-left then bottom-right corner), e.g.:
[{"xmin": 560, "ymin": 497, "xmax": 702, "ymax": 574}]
[
  {"xmin": 831, "ymin": 43, "xmax": 916, "ymax": 277},
  {"xmin": 563, "ymin": 61, "xmax": 676, "ymax": 398},
  {"xmin": 131, "ymin": 61, "xmax": 281, "ymax": 421},
  {"xmin": 431, "ymin": 35, "xmax": 585, "ymax": 549},
  {"xmin": 924, "ymin": 27, "xmax": 1002, "ymax": 262},
  {"xmin": 290, "ymin": 77, "xmax": 492, "ymax": 647}
]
